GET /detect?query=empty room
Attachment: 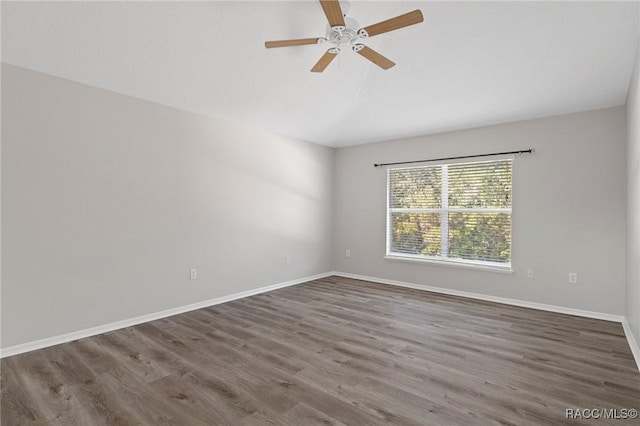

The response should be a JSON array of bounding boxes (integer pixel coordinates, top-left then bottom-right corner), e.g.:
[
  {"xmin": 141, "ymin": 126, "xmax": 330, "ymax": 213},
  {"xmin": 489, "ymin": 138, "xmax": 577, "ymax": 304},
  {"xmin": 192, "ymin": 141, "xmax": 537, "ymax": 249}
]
[{"xmin": 2, "ymin": 0, "xmax": 640, "ymax": 424}]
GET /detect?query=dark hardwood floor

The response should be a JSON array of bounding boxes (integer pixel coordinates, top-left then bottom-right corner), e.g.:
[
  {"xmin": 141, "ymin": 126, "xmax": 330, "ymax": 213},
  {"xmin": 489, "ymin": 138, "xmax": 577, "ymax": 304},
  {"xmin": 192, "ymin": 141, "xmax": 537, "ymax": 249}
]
[{"xmin": 2, "ymin": 276, "xmax": 639, "ymax": 425}]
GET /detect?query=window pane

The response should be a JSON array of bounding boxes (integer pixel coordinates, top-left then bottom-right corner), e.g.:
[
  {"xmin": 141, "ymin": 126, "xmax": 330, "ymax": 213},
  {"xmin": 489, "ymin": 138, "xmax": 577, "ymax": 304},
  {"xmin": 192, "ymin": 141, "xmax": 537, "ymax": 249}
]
[
  {"xmin": 448, "ymin": 161, "xmax": 512, "ymax": 209},
  {"xmin": 448, "ymin": 213, "xmax": 511, "ymax": 263},
  {"xmin": 389, "ymin": 167, "xmax": 441, "ymax": 209},
  {"xmin": 390, "ymin": 212, "xmax": 441, "ymax": 256}
]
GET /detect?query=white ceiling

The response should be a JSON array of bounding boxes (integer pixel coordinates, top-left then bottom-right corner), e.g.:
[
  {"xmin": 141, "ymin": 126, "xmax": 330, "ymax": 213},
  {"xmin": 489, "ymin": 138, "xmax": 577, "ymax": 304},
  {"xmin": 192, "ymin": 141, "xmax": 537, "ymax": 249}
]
[{"xmin": 2, "ymin": 1, "xmax": 639, "ymax": 147}]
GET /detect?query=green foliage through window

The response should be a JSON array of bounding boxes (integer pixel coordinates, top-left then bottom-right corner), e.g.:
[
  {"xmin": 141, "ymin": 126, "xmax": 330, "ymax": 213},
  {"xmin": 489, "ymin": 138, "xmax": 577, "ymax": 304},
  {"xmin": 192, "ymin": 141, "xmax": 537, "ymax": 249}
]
[{"xmin": 388, "ymin": 160, "xmax": 512, "ymax": 265}]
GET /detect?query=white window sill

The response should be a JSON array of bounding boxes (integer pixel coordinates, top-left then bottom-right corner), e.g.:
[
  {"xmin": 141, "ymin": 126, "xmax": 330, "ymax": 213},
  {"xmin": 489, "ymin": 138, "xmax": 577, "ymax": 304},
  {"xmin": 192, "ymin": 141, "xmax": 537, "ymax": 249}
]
[{"xmin": 384, "ymin": 255, "xmax": 514, "ymax": 274}]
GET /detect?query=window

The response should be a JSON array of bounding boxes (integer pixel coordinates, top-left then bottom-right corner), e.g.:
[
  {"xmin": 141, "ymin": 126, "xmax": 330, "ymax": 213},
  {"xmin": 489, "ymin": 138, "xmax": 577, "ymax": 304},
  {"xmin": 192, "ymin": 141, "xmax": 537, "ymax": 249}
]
[{"xmin": 386, "ymin": 159, "xmax": 512, "ymax": 270}]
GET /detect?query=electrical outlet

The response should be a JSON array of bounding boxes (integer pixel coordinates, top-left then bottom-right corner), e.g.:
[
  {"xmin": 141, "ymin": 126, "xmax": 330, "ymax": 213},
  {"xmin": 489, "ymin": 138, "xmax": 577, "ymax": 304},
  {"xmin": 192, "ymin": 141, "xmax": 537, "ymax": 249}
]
[
  {"xmin": 345, "ymin": 250, "xmax": 351, "ymax": 258},
  {"xmin": 527, "ymin": 268, "xmax": 534, "ymax": 279},
  {"xmin": 190, "ymin": 269, "xmax": 197, "ymax": 280},
  {"xmin": 569, "ymin": 272, "xmax": 577, "ymax": 284},
  {"xmin": 284, "ymin": 255, "xmax": 290, "ymax": 264}
]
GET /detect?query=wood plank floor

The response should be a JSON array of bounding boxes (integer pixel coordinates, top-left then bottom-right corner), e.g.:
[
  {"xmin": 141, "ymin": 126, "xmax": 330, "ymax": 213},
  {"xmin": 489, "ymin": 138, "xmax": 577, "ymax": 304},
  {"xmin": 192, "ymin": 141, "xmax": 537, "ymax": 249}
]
[{"xmin": 2, "ymin": 276, "xmax": 639, "ymax": 425}]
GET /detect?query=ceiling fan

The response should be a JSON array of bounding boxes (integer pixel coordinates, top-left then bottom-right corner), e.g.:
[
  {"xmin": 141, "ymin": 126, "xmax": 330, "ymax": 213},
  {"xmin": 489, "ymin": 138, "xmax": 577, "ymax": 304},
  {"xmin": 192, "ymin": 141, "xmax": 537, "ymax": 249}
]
[{"xmin": 265, "ymin": 0, "xmax": 424, "ymax": 72}]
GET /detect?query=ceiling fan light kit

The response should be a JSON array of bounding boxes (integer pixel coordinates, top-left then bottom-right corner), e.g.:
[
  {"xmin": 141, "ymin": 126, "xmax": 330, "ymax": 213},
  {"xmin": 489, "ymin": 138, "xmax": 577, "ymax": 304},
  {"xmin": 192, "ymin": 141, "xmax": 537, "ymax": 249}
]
[{"xmin": 265, "ymin": 0, "xmax": 424, "ymax": 73}]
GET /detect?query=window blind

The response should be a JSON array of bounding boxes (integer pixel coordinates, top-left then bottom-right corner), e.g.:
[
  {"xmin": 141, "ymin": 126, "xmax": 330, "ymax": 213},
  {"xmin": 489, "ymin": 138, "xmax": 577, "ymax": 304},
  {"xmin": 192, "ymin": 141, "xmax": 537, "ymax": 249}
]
[{"xmin": 387, "ymin": 159, "xmax": 512, "ymax": 266}]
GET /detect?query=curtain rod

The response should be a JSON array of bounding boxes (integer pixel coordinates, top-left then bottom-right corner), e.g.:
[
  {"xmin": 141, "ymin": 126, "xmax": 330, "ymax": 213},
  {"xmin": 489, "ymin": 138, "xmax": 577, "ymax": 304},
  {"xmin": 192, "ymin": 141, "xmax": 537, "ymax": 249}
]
[{"xmin": 373, "ymin": 149, "xmax": 534, "ymax": 168}]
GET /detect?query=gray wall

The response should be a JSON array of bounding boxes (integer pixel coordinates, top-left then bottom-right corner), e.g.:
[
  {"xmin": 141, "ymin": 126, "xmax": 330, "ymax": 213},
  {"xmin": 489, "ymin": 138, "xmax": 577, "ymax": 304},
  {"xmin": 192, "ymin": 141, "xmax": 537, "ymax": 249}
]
[
  {"xmin": 1, "ymin": 63, "xmax": 632, "ymax": 351},
  {"xmin": 1, "ymin": 64, "xmax": 333, "ymax": 348},
  {"xmin": 333, "ymin": 107, "xmax": 627, "ymax": 315},
  {"xmin": 627, "ymin": 42, "xmax": 640, "ymax": 343}
]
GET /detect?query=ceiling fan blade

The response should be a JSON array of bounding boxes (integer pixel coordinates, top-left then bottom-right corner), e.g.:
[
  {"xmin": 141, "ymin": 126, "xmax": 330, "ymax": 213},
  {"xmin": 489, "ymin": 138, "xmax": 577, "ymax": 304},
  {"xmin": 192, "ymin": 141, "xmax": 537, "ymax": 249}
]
[
  {"xmin": 361, "ymin": 10, "xmax": 424, "ymax": 38},
  {"xmin": 311, "ymin": 49, "xmax": 338, "ymax": 73},
  {"xmin": 319, "ymin": 0, "xmax": 345, "ymax": 27},
  {"xmin": 265, "ymin": 38, "xmax": 320, "ymax": 48},
  {"xmin": 355, "ymin": 46, "xmax": 395, "ymax": 70}
]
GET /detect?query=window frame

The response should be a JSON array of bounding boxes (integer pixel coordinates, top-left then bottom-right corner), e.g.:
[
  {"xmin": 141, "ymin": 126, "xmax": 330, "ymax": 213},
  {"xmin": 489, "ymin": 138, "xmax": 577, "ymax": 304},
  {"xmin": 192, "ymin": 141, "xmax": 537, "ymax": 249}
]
[{"xmin": 385, "ymin": 157, "xmax": 513, "ymax": 273}]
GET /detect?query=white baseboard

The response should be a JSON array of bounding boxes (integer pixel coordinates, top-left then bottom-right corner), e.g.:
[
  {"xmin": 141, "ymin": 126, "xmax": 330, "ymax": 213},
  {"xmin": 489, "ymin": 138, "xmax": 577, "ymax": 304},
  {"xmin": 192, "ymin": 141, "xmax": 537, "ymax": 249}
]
[
  {"xmin": 5, "ymin": 271, "xmax": 639, "ymax": 373},
  {"xmin": 622, "ymin": 319, "xmax": 640, "ymax": 372},
  {"xmin": 332, "ymin": 271, "xmax": 639, "ymax": 372},
  {"xmin": 0, "ymin": 272, "xmax": 333, "ymax": 359},
  {"xmin": 333, "ymin": 271, "xmax": 624, "ymax": 322}
]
